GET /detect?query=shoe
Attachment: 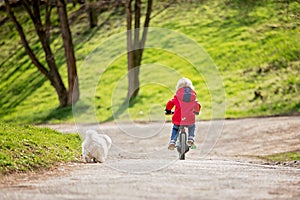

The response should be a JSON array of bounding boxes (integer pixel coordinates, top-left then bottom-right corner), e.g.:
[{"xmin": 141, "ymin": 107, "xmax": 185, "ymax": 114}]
[
  {"xmin": 187, "ymin": 140, "xmax": 194, "ymax": 146},
  {"xmin": 168, "ymin": 140, "xmax": 176, "ymax": 150},
  {"xmin": 187, "ymin": 137, "xmax": 194, "ymax": 146}
]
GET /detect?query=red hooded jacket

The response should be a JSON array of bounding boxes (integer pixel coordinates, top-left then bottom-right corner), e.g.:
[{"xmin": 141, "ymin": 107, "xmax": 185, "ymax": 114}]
[{"xmin": 166, "ymin": 87, "xmax": 201, "ymax": 125}]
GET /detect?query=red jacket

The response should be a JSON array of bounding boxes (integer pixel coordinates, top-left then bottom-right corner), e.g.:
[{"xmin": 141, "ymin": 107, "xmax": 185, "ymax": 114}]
[{"xmin": 166, "ymin": 87, "xmax": 201, "ymax": 125}]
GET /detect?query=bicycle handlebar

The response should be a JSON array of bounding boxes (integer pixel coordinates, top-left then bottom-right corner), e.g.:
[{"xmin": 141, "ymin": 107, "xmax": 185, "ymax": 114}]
[{"xmin": 165, "ymin": 109, "xmax": 174, "ymax": 115}]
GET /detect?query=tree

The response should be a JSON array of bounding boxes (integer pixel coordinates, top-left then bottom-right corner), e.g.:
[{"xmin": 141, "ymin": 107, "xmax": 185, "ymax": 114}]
[
  {"xmin": 4, "ymin": 0, "xmax": 79, "ymax": 107},
  {"xmin": 125, "ymin": 0, "xmax": 153, "ymax": 100}
]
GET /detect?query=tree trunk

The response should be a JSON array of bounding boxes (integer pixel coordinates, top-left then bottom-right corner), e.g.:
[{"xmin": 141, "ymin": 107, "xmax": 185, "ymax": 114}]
[
  {"xmin": 87, "ymin": 1, "xmax": 97, "ymax": 28},
  {"xmin": 57, "ymin": 0, "xmax": 80, "ymax": 105},
  {"xmin": 126, "ymin": 0, "xmax": 135, "ymax": 99},
  {"xmin": 125, "ymin": 0, "xmax": 152, "ymax": 100}
]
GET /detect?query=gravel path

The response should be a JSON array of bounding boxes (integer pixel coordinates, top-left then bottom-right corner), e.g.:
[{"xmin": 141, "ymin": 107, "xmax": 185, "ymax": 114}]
[{"xmin": 1, "ymin": 116, "xmax": 299, "ymax": 199}]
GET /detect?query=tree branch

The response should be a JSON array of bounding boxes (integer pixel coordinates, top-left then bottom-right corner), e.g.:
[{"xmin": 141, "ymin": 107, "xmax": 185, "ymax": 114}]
[
  {"xmin": 45, "ymin": 2, "xmax": 54, "ymax": 39},
  {"xmin": 31, "ymin": 0, "xmax": 43, "ymax": 27},
  {"xmin": 126, "ymin": 0, "xmax": 133, "ymax": 52},
  {"xmin": 22, "ymin": 0, "xmax": 38, "ymax": 25},
  {"xmin": 4, "ymin": 0, "xmax": 49, "ymax": 78},
  {"xmin": 140, "ymin": 0, "xmax": 152, "ymax": 50},
  {"xmin": 134, "ymin": 0, "xmax": 141, "ymax": 50},
  {"xmin": 151, "ymin": 0, "xmax": 175, "ymax": 20}
]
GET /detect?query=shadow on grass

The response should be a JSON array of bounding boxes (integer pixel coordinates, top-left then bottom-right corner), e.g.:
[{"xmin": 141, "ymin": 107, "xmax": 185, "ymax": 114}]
[
  {"xmin": 0, "ymin": 69, "xmax": 47, "ymax": 112},
  {"xmin": 103, "ymin": 96, "xmax": 140, "ymax": 123},
  {"xmin": 41, "ymin": 106, "xmax": 74, "ymax": 123},
  {"xmin": 221, "ymin": 0, "xmax": 273, "ymax": 26},
  {"xmin": 72, "ymin": 5, "xmax": 122, "ymax": 48}
]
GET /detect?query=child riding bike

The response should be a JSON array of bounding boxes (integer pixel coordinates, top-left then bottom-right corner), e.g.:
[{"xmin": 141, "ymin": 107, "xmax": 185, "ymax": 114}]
[{"xmin": 165, "ymin": 77, "xmax": 201, "ymax": 150}]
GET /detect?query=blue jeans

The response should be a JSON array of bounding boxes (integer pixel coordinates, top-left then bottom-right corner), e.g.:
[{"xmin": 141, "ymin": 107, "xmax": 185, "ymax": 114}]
[{"xmin": 170, "ymin": 124, "xmax": 195, "ymax": 141}]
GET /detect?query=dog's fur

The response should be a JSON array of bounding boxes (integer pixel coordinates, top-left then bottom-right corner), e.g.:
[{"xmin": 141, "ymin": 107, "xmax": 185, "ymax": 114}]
[{"xmin": 82, "ymin": 130, "xmax": 112, "ymax": 163}]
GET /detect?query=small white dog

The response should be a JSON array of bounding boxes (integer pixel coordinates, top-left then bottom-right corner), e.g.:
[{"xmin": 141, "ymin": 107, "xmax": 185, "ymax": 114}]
[{"xmin": 82, "ymin": 130, "xmax": 112, "ymax": 163}]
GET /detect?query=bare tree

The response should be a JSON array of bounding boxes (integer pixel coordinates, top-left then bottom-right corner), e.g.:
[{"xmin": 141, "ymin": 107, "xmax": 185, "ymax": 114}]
[
  {"xmin": 125, "ymin": 0, "xmax": 153, "ymax": 100},
  {"xmin": 4, "ymin": 0, "xmax": 79, "ymax": 107}
]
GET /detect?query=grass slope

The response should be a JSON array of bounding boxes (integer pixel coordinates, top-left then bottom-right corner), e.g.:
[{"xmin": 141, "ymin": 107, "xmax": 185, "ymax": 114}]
[
  {"xmin": 0, "ymin": 122, "xmax": 82, "ymax": 174},
  {"xmin": 0, "ymin": 0, "xmax": 299, "ymax": 124}
]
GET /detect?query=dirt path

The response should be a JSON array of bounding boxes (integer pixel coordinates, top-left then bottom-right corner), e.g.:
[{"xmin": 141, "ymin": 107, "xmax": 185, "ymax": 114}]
[{"xmin": 1, "ymin": 116, "xmax": 300, "ymax": 199}]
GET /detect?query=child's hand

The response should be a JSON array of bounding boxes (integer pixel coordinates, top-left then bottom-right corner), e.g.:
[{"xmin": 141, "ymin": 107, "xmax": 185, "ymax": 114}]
[{"xmin": 165, "ymin": 109, "xmax": 172, "ymax": 115}]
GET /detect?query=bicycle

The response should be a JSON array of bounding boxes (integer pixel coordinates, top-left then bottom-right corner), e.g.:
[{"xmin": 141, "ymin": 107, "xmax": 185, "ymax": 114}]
[
  {"xmin": 176, "ymin": 126, "xmax": 196, "ymax": 160},
  {"xmin": 165, "ymin": 110, "xmax": 196, "ymax": 160}
]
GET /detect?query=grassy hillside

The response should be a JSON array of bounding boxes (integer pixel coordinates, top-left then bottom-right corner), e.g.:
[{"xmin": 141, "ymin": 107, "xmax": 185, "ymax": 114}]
[
  {"xmin": 0, "ymin": 122, "xmax": 81, "ymax": 174},
  {"xmin": 0, "ymin": 0, "xmax": 299, "ymax": 124}
]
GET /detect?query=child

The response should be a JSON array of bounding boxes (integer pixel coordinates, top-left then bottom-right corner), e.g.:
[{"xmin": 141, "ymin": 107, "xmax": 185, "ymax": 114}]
[{"xmin": 165, "ymin": 77, "xmax": 201, "ymax": 150}]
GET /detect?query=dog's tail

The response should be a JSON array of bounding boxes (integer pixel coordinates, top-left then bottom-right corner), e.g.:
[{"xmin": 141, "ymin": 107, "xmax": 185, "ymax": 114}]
[{"xmin": 103, "ymin": 134, "xmax": 112, "ymax": 149}]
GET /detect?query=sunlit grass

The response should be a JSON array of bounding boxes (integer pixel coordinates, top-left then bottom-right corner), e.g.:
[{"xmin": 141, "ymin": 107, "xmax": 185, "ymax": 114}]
[
  {"xmin": 0, "ymin": 122, "xmax": 82, "ymax": 174},
  {"xmin": 0, "ymin": 0, "xmax": 299, "ymax": 124}
]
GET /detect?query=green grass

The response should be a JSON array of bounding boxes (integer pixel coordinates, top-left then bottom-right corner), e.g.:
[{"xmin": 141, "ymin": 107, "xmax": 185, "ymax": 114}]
[
  {"xmin": 0, "ymin": 0, "xmax": 299, "ymax": 124},
  {"xmin": 0, "ymin": 122, "xmax": 82, "ymax": 175},
  {"xmin": 261, "ymin": 151, "xmax": 300, "ymax": 162},
  {"xmin": 0, "ymin": 1, "xmax": 299, "ymax": 174}
]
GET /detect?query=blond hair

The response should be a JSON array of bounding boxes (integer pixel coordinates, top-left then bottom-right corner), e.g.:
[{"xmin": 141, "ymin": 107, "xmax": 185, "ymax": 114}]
[{"xmin": 176, "ymin": 77, "xmax": 194, "ymax": 91}]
